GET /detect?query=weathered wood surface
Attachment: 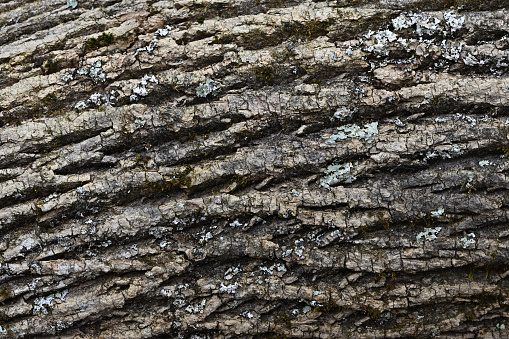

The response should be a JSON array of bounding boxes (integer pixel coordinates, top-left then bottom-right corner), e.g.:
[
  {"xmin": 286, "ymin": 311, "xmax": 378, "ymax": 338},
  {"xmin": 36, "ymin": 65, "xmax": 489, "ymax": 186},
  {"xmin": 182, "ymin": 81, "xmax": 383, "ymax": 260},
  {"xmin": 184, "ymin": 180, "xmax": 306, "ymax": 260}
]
[{"xmin": 1, "ymin": 0, "xmax": 509, "ymax": 337}]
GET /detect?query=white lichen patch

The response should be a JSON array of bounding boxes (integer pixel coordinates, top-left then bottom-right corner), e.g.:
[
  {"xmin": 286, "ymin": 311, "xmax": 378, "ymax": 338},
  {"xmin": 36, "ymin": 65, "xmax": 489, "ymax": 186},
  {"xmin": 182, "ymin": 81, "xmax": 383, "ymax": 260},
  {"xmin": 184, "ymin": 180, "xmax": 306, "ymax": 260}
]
[
  {"xmin": 320, "ymin": 162, "xmax": 358, "ymax": 189},
  {"xmin": 219, "ymin": 282, "xmax": 239, "ymax": 294},
  {"xmin": 134, "ymin": 119, "xmax": 146, "ymax": 127},
  {"xmin": 135, "ymin": 37, "xmax": 159, "ymax": 56},
  {"xmin": 430, "ymin": 207, "xmax": 445, "ymax": 218},
  {"xmin": 67, "ymin": 0, "xmax": 78, "ymax": 9},
  {"xmin": 454, "ymin": 113, "xmax": 476, "ymax": 127},
  {"xmin": 441, "ymin": 41, "xmax": 465, "ymax": 62},
  {"xmin": 62, "ymin": 72, "xmax": 74, "ymax": 83},
  {"xmin": 74, "ymin": 101, "xmax": 88, "ymax": 110},
  {"xmin": 392, "ymin": 11, "xmax": 464, "ymax": 36},
  {"xmin": 196, "ymin": 78, "xmax": 219, "ymax": 98},
  {"xmin": 89, "ymin": 93, "xmax": 104, "ymax": 106},
  {"xmin": 75, "ymin": 91, "xmax": 117, "ymax": 110},
  {"xmin": 424, "ymin": 144, "xmax": 464, "ymax": 162},
  {"xmin": 132, "ymin": 86, "xmax": 147, "ymax": 97},
  {"xmin": 331, "ymin": 106, "xmax": 354, "ymax": 121},
  {"xmin": 443, "ymin": 11, "xmax": 465, "ymax": 33},
  {"xmin": 450, "ymin": 145, "xmax": 464, "ymax": 155},
  {"xmin": 463, "ymin": 53, "xmax": 480, "ymax": 66},
  {"xmin": 33, "ymin": 290, "xmax": 69, "ymax": 315},
  {"xmin": 392, "ymin": 13, "xmax": 420, "ymax": 30},
  {"xmin": 479, "ymin": 160, "xmax": 494, "ymax": 167},
  {"xmin": 89, "ymin": 60, "xmax": 105, "ymax": 83},
  {"xmin": 229, "ymin": 220, "xmax": 243, "ymax": 227},
  {"xmin": 160, "ymin": 288, "xmax": 173, "ymax": 298},
  {"xmin": 464, "ymin": 171, "xmax": 475, "ymax": 190},
  {"xmin": 393, "ymin": 118, "xmax": 405, "ymax": 127},
  {"xmin": 258, "ymin": 263, "xmax": 287, "ymax": 275},
  {"xmin": 416, "ymin": 227, "xmax": 442, "ymax": 243},
  {"xmin": 199, "ymin": 231, "xmax": 213, "ymax": 244},
  {"xmin": 155, "ymin": 25, "xmax": 173, "ymax": 37},
  {"xmin": 329, "ymin": 122, "xmax": 378, "ymax": 144},
  {"xmin": 363, "ymin": 30, "xmax": 398, "ymax": 55},
  {"xmin": 185, "ymin": 299, "xmax": 206, "ymax": 314},
  {"xmin": 76, "ymin": 186, "xmax": 88, "ymax": 196},
  {"xmin": 241, "ymin": 311, "xmax": 254, "ymax": 319},
  {"xmin": 460, "ymin": 233, "xmax": 476, "ymax": 248},
  {"xmin": 282, "ymin": 238, "xmax": 306, "ymax": 259},
  {"xmin": 20, "ymin": 237, "xmax": 38, "ymax": 251},
  {"xmin": 224, "ymin": 266, "xmax": 241, "ymax": 280},
  {"xmin": 130, "ymin": 74, "xmax": 158, "ymax": 102}
]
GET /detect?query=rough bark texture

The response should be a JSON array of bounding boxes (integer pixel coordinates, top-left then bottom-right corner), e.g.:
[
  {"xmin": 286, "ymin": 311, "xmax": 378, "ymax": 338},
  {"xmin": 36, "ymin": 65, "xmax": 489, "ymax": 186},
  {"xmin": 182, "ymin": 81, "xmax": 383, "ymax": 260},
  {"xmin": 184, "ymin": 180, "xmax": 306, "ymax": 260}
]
[{"xmin": 1, "ymin": 0, "xmax": 509, "ymax": 338}]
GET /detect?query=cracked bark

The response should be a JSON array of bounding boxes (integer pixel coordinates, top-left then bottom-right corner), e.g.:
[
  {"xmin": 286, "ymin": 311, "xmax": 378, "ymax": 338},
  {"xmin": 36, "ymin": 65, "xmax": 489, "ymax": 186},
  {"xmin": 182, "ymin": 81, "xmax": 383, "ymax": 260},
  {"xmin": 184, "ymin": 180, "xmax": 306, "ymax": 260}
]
[{"xmin": 1, "ymin": 0, "xmax": 509, "ymax": 338}]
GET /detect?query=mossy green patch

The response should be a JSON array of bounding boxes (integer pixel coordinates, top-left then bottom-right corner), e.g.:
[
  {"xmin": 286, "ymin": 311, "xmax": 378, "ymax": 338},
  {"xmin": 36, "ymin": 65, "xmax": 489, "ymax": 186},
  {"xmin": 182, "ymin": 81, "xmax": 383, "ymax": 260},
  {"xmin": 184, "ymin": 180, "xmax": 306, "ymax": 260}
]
[
  {"xmin": 86, "ymin": 32, "xmax": 115, "ymax": 51},
  {"xmin": 251, "ymin": 66, "xmax": 275, "ymax": 85},
  {"xmin": 0, "ymin": 286, "xmax": 9, "ymax": 301},
  {"xmin": 498, "ymin": 145, "xmax": 509, "ymax": 157},
  {"xmin": 313, "ymin": 300, "xmax": 342, "ymax": 313},
  {"xmin": 362, "ymin": 306, "xmax": 381, "ymax": 319},
  {"xmin": 230, "ymin": 174, "xmax": 248, "ymax": 188},
  {"xmin": 145, "ymin": 165, "xmax": 193, "ymax": 192}
]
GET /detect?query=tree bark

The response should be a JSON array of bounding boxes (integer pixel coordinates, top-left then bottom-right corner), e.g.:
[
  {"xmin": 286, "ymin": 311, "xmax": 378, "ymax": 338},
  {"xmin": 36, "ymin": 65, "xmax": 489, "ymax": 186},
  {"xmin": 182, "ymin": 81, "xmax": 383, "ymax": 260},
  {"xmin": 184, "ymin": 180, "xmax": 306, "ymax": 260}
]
[{"xmin": 1, "ymin": 0, "xmax": 509, "ymax": 338}]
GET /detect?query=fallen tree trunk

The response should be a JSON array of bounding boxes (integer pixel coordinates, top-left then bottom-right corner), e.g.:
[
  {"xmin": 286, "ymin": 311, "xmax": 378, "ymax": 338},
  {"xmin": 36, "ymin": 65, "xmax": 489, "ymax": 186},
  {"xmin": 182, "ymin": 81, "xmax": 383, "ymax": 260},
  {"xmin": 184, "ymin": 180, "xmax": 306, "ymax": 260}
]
[{"xmin": 1, "ymin": 0, "xmax": 509, "ymax": 337}]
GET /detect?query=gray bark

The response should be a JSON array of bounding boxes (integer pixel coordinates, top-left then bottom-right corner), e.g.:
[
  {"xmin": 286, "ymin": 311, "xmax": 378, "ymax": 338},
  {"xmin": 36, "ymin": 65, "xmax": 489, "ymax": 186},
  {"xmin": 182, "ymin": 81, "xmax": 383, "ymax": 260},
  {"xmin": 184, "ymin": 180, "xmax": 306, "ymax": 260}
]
[{"xmin": 1, "ymin": 0, "xmax": 509, "ymax": 338}]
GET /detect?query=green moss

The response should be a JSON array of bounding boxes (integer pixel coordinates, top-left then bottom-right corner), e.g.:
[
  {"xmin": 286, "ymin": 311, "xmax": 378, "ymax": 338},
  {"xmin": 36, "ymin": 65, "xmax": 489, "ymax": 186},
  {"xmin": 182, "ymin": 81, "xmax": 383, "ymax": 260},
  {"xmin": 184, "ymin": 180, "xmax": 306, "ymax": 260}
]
[
  {"xmin": 3, "ymin": 93, "xmax": 66, "ymax": 125},
  {"xmin": 213, "ymin": 19, "xmax": 331, "ymax": 50},
  {"xmin": 362, "ymin": 306, "xmax": 380, "ymax": 319},
  {"xmin": 145, "ymin": 165, "xmax": 193, "ymax": 192},
  {"xmin": 377, "ymin": 212, "xmax": 392, "ymax": 231},
  {"xmin": 42, "ymin": 59, "xmax": 61, "ymax": 75},
  {"xmin": 468, "ymin": 268, "xmax": 475, "ymax": 281},
  {"xmin": 86, "ymin": 32, "xmax": 115, "ymax": 51},
  {"xmin": 266, "ymin": 335, "xmax": 288, "ymax": 339},
  {"xmin": 411, "ymin": 0, "xmax": 509, "ymax": 11},
  {"xmin": 498, "ymin": 146, "xmax": 509, "ymax": 157},
  {"xmin": 135, "ymin": 154, "xmax": 151, "ymax": 166},
  {"xmin": 375, "ymin": 272, "xmax": 397, "ymax": 283},
  {"xmin": 313, "ymin": 300, "xmax": 342, "ymax": 313},
  {"xmin": 0, "ymin": 286, "xmax": 9, "ymax": 301},
  {"xmin": 287, "ymin": 20, "xmax": 331, "ymax": 40},
  {"xmin": 275, "ymin": 314, "xmax": 292, "ymax": 329},
  {"xmin": 475, "ymin": 291, "xmax": 500, "ymax": 307},
  {"xmin": 230, "ymin": 174, "xmax": 248, "ymax": 188},
  {"xmin": 252, "ymin": 66, "xmax": 275, "ymax": 84},
  {"xmin": 196, "ymin": 16, "xmax": 205, "ymax": 24},
  {"xmin": 238, "ymin": 28, "xmax": 283, "ymax": 49},
  {"xmin": 464, "ymin": 310, "xmax": 476, "ymax": 321}
]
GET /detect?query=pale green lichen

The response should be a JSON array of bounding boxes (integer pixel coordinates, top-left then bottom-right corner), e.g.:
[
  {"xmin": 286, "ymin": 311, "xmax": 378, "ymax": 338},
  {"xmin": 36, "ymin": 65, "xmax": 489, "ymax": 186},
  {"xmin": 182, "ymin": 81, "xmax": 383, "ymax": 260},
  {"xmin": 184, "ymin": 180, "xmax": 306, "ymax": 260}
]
[
  {"xmin": 33, "ymin": 290, "xmax": 68, "ymax": 315},
  {"xmin": 329, "ymin": 122, "xmax": 378, "ymax": 144},
  {"xmin": 460, "ymin": 233, "xmax": 475, "ymax": 248},
  {"xmin": 196, "ymin": 78, "xmax": 219, "ymax": 98},
  {"xmin": 479, "ymin": 160, "xmax": 493, "ymax": 167},
  {"xmin": 67, "ymin": 0, "xmax": 78, "ymax": 9},
  {"xmin": 320, "ymin": 162, "xmax": 357, "ymax": 189},
  {"xmin": 430, "ymin": 207, "xmax": 444, "ymax": 218},
  {"xmin": 416, "ymin": 227, "xmax": 442, "ymax": 243}
]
